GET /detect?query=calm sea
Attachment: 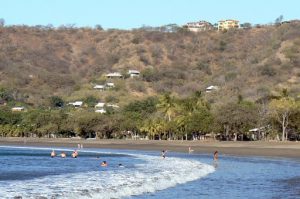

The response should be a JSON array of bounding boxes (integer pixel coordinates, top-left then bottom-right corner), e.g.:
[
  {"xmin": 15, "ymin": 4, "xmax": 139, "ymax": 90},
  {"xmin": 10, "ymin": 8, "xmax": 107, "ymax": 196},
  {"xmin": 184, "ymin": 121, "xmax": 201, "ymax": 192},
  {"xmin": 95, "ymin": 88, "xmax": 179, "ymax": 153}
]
[{"xmin": 0, "ymin": 146, "xmax": 299, "ymax": 199}]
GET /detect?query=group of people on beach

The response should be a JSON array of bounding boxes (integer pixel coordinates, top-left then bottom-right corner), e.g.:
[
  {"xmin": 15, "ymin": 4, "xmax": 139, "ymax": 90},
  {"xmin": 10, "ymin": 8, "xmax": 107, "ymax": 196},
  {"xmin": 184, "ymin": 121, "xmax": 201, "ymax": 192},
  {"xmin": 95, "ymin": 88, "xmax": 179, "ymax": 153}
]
[{"xmin": 50, "ymin": 150, "xmax": 78, "ymax": 158}]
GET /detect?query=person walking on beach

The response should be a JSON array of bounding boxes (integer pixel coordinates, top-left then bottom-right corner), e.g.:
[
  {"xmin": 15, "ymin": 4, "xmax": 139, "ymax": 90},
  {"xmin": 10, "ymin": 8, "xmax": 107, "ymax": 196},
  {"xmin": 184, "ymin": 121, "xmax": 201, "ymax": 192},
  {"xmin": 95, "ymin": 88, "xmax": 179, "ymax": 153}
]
[{"xmin": 213, "ymin": 151, "xmax": 218, "ymax": 161}]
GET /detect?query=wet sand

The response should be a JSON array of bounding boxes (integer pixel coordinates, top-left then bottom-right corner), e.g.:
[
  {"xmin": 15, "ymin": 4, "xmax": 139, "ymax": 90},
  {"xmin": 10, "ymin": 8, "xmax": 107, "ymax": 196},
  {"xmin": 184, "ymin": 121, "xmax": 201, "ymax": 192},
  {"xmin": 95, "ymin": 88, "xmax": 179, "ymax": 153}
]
[{"xmin": 1, "ymin": 137, "xmax": 300, "ymax": 159}]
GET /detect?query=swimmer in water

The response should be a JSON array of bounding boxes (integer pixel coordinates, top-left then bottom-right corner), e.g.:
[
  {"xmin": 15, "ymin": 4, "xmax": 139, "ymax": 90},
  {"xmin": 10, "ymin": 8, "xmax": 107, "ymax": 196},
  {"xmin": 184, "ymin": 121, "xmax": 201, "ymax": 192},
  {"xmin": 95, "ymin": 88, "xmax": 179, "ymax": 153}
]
[
  {"xmin": 72, "ymin": 150, "xmax": 78, "ymax": 158},
  {"xmin": 101, "ymin": 161, "xmax": 107, "ymax": 167},
  {"xmin": 118, "ymin": 163, "xmax": 124, "ymax": 168},
  {"xmin": 51, "ymin": 150, "xmax": 56, "ymax": 158},
  {"xmin": 61, "ymin": 152, "xmax": 67, "ymax": 158}
]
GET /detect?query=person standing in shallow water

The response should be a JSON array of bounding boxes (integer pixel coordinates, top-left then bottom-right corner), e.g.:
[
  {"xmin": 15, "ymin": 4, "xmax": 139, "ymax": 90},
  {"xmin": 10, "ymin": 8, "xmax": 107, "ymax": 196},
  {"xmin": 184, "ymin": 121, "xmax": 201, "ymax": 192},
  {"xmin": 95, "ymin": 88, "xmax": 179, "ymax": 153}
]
[
  {"xmin": 213, "ymin": 151, "xmax": 218, "ymax": 161},
  {"xmin": 188, "ymin": 147, "xmax": 194, "ymax": 154},
  {"xmin": 161, "ymin": 150, "xmax": 166, "ymax": 159}
]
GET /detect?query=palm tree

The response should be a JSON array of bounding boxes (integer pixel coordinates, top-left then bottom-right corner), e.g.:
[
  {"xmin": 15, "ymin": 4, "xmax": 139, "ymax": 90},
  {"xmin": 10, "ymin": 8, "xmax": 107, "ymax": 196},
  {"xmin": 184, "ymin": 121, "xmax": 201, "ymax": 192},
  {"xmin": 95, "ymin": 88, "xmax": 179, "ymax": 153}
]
[
  {"xmin": 175, "ymin": 92, "xmax": 211, "ymax": 140},
  {"xmin": 157, "ymin": 93, "xmax": 178, "ymax": 122},
  {"xmin": 174, "ymin": 116, "xmax": 188, "ymax": 140},
  {"xmin": 140, "ymin": 118, "xmax": 165, "ymax": 140}
]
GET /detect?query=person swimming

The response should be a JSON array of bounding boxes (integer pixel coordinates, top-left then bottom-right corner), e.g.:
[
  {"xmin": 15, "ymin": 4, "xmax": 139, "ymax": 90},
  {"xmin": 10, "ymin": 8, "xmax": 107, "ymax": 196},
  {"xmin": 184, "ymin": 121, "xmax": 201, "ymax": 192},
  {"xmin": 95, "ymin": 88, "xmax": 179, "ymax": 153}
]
[
  {"xmin": 61, "ymin": 152, "xmax": 67, "ymax": 158},
  {"xmin": 101, "ymin": 161, "xmax": 107, "ymax": 167},
  {"xmin": 50, "ymin": 150, "xmax": 56, "ymax": 158},
  {"xmin": 72, "ymin": 150, "xmax": 78, "ymax": 158},
  {"xmin": 118, "ymin": 163, "xmax": 124, "ymax": 168},
  {"xmin": 213, "ymin": 150, "xmax": 218, "ymax": 161}
]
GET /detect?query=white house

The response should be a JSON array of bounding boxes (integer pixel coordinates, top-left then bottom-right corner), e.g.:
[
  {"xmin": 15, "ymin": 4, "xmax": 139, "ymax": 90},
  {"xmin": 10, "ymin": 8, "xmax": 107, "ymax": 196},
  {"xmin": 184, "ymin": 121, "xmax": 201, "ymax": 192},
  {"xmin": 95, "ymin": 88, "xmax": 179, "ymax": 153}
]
[
  {"xmin": 106, "ymin": 82, "xmax": 115, "ymax": 88},
  {"xmin": 95, "ymin": 109, "xmax": 106, "ymax": 114},
  {"xmin": 185, "ymin": 21, "xmax": 214, "ymax": 32},
  {"xmin": 95, "ymin": 102, "xmax": 105, "ymax": 108},
  {"xmin": 11, "ymin": 106, "xmax": 25, "ymax": 112},
  {"xmin": 128, "ymin": 70, "xmax": 140, "ymax": 78},
  {"xmin": 249, "ymin": 127, "xmax": 267, "ymax": 141},
  {"xmin": 107, "ymin": 104, "xmax": 120, "ymax": 108},
  {"xmin": 93, "ymin": 84, "xmax": 105, "ymax": 91},
  {"xmin": 206, "ymin": 86, "xmax": 219, "ymax": 93},
  {"xmin": 68, "ymin": 101, "xmax": 83, "ymax": 107},
  {"xmin": 106, "ymin": 72, "xmax": 122, "ymax": 78}
]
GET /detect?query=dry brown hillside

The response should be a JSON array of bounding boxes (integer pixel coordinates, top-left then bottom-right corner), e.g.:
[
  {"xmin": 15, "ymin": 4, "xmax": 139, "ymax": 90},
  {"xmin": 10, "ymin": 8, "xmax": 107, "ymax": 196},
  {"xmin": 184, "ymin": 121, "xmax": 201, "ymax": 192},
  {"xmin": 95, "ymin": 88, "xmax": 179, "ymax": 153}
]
[{"xmin": 0, "ymin": 23, "xmax": 300, "ymax": 107}]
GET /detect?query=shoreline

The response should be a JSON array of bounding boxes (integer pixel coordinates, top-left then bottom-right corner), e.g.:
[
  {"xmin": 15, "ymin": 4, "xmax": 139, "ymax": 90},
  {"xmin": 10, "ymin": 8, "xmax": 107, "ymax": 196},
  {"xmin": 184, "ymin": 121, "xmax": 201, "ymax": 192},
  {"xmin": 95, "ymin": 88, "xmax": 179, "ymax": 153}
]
[{"xmin": 1, "ymin": 137, "xmax": 300, "ymax": 159}]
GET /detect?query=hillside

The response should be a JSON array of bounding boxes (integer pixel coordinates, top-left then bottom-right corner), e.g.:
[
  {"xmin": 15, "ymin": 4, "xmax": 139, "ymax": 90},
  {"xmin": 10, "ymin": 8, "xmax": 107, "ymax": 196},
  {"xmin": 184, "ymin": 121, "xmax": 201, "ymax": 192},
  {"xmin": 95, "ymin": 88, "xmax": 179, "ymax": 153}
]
[{"xmin": 0, "ymin": 23, "xmax": 300, "ymax": 107}]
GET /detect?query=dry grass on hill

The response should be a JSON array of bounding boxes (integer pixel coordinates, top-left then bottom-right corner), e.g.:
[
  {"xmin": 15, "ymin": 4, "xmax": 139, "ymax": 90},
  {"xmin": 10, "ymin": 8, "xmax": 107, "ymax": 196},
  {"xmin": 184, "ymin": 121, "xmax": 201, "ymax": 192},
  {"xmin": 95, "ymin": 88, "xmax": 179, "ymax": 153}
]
[{"xmin": 0, "ymin": 23, "xmax": 300, "ymax": 106}]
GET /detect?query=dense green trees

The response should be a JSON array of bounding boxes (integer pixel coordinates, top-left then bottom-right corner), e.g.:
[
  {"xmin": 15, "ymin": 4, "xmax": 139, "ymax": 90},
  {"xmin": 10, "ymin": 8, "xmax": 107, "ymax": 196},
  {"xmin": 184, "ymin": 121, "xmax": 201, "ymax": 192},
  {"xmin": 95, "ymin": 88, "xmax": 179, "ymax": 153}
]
[
  {"xmin": 269, "ymin": 97, "xmax": 298, "ymax": 141},
  {"xmin": 0, "ymin": 91, "xmax": 300, "ymax": 141},
  {"xmin": 215, "ymin": 101, "xmax": 259, "ymax": 141}
]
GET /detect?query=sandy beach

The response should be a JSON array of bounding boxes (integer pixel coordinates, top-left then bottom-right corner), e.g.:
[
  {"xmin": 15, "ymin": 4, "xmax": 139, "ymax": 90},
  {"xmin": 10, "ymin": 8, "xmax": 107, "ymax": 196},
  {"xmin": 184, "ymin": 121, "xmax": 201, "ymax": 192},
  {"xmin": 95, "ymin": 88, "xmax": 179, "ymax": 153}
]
[{"xmin": 1, "ymin": 137, "xmax": 300, "ymax": 159}]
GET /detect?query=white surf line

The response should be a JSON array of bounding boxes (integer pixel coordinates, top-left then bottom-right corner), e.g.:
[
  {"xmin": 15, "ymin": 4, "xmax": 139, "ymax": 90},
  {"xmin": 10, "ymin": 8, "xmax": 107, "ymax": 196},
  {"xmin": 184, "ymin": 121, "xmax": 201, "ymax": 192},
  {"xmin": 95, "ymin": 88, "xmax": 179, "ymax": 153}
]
[
  {"xmin": 66, "ymin": 153, "xmax": 216, "ymax": 199},
  {"xmin": 0, "ymin": 146, "xmax": 216, "ymax": 199},
  {"xmin": 0, "ymin": 145, "xmax": 132, "ymax": 157}
]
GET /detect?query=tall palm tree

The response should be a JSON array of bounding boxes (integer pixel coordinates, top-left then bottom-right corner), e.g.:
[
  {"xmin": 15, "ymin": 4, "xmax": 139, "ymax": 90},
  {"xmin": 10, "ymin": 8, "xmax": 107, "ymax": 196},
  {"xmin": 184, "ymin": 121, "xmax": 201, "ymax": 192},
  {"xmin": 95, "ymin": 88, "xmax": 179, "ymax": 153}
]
[
  {"xmin": 157, "ymin": 93, "xmax": 178, "ymax": 122},
  {"xmin": 140, "ymin": 117, "xmax": 168, "ymax": 140},
  {"xmin": 175, "ymin": 92, "xmax": 210, "ymax": 140}
]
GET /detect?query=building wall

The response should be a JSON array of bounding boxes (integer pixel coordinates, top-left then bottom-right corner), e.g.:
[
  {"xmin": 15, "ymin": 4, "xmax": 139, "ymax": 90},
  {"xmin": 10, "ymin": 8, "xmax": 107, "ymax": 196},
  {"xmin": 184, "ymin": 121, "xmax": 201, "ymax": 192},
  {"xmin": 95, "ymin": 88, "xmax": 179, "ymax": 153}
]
[
  {"xmin": 218, "ymin": 20, "xmax": 240, "ymax": 31},
  {"xmin": 186, "ymin": 21, "xmax": 214, "ymax": 32}
]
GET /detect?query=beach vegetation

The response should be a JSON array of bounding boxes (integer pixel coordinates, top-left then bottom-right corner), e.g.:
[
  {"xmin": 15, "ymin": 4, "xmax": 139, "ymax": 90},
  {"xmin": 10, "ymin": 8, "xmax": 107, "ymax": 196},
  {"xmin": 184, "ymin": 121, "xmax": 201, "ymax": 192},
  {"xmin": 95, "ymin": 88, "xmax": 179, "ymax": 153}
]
[{"xmin": 269, "ymin": 97, "xmax": 298, "ymax": 141}]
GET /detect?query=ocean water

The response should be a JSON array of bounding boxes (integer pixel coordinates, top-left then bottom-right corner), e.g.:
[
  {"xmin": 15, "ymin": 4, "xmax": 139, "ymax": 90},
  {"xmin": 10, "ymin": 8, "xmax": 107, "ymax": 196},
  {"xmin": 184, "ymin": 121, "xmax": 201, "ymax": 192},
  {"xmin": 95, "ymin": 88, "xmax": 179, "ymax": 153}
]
[{"xmin": 0, "ymin": 146, "xmax": 299, "ymax": 199}]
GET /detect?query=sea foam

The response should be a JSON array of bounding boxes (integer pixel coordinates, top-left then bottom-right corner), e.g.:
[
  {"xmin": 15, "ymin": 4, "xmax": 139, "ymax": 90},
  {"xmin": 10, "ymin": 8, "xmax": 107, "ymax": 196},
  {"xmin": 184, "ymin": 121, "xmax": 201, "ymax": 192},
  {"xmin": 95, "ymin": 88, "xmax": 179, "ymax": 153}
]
[{"xmin": 0, "ymin": 147, "xmax": 215, "ymax": 199}]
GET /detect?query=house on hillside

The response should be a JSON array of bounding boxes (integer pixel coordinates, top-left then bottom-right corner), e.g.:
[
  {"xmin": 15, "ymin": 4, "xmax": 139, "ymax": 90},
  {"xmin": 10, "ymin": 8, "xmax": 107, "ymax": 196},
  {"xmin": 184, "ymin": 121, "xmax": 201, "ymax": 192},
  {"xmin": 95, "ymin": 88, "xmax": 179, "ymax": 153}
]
[
  {"xmin": 93, "ymin": 84, "xmax": 105, "ymax": 91},
  {"xmin": 95, "ymin": 102, "xmax": 105, "ymax": 108},
  {"xmin": 68, "ymin": 101, "xmax": 83, "ymax": 108},
  {"xmin": 128, "ymin": 70, "xmax": 140, "ymax": 78},
  {"xmin": 218, "ymin": 19, "xmax": 239, "ymax": 31},
  {"xmin": 206, "ymin": 85, "xmax": 219, "ymax": 93},
  {"xmin": 12, "ymin": 106, "xmax": 25, "ymax": 112},
  {"xmin": 107, "ymin": 104, "xmax": 120, "ymax": 108},
  {"xmin": 106, "ymin": 72, "xmax": 122, "ymax": 78},
  {"xmin": 106, "ymin": 82, "xmax": 115, "ymax": 88},
  {"xmin": 95, "ymin": 109, "xmax": 106, "ymax": 114},
  {"xmin": 185, "ymin": 21, "xmax": 214, "ymax": 32},
  {"xmin": 281, "ymin": 20, "xmax": 300, "ymax": 25}
]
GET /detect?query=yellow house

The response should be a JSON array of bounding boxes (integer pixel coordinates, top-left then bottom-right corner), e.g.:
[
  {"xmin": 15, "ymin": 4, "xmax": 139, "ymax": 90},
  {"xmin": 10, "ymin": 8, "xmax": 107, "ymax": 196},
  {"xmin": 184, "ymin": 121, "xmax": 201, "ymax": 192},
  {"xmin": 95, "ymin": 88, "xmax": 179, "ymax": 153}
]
[{"xmin": 218, "ymin": 19, "xmax": 239, "ymax": 31}]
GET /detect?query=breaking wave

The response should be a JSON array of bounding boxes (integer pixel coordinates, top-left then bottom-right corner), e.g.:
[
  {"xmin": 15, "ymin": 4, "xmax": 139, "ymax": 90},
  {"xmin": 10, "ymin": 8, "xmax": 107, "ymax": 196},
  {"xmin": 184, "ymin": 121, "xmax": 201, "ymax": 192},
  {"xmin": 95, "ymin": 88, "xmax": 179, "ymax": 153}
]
[{"xmin": 0, "ymin": 147, "xmax": 215, "ymax": 199}]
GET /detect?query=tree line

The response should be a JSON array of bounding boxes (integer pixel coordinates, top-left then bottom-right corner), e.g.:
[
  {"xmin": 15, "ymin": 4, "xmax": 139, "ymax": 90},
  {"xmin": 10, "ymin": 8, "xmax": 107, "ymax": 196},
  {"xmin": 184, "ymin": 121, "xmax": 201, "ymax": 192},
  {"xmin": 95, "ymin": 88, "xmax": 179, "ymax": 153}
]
[{"xmin": 0, "ymin": 90, "xmax": 299, "ymax": 141}]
